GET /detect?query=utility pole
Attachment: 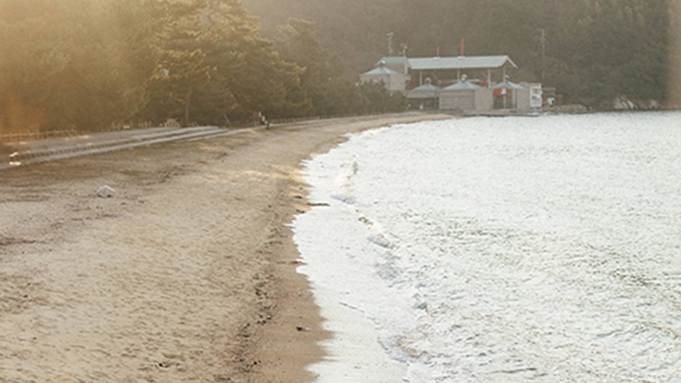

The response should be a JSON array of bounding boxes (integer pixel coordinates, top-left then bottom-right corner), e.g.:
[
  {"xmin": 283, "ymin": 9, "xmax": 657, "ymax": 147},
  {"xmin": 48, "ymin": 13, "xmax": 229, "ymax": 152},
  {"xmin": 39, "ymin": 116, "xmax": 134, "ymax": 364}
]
[
  {"xmin": 540, "ymin": 29, "xmax": 546, "ymax": 83},
  {"xmin": 387, "ymin": 32, "xmax": 394, "ymax": 56}
]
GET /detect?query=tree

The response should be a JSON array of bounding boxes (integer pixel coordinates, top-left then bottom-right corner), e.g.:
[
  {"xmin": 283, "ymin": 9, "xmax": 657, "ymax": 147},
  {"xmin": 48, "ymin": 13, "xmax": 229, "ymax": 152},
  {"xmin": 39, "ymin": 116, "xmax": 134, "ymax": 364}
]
[
  {"xmin": 0, "ymin": 0, "xmax": 159, "ymax": 133},
  {"xmin": 144, "ymin": 0, "xmax": 209, "ymax": 125},
  {"xmin": 195, "ymin": 0, "xmax": 303, "ymax": 122},
  {"xmin": 276, "ymin": 18, "xmax": 342, "ymax": 116},
  {"xmin": 242, "ymin": 0, "xmax": 675, "ymax": 107}
]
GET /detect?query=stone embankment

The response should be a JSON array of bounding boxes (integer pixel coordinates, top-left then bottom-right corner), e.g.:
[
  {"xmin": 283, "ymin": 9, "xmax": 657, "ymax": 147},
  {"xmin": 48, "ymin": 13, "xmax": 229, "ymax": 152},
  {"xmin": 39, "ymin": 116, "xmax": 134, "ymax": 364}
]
[
  {"xmin": 0, "ymin": 126, "xmax": 262, "ymax": 170},
  {"xmin": 612, "ymin": 96, "xmax": 663, "ymax": 110}
]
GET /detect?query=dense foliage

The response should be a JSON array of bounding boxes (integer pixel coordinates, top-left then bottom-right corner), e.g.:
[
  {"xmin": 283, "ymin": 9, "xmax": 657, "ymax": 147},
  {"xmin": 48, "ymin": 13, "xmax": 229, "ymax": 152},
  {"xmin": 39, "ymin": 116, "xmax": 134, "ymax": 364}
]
[
  {"xmin": 0, "ymin": 0, "xmax": 404, "ymax": 134},
  {"xmin": 242, "ymin": 0, "xmax": 674, "ymax": 107},
  {"xmin": 0, "ymin": 0, "xmax": 675, "ymax": 134},
  {"xmin": 0, "ymin": 0, "xmax": 158, "ymax": 133}
]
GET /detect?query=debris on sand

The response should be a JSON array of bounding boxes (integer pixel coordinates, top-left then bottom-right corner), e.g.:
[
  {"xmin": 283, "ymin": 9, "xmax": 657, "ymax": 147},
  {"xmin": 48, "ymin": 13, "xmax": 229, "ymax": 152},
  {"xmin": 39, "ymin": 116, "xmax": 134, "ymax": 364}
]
[{"xmin": 97, "ymin": 185, "xmax": 116, "ymax": 198}]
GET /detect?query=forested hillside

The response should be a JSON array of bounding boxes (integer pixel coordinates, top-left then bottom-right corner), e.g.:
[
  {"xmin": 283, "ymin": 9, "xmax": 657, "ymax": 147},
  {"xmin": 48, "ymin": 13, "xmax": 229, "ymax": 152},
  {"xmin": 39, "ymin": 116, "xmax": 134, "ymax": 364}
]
[
  {"xmin": 242, "ymin": 0, "xmax": 674, "ymax": 106},
  {"xmin": 0, "ymin": 0, "xmax": 403, "ymax": 135},
  {"xmin": 0, "ymin": 0, "xmax": 677, "ymax": 136}
]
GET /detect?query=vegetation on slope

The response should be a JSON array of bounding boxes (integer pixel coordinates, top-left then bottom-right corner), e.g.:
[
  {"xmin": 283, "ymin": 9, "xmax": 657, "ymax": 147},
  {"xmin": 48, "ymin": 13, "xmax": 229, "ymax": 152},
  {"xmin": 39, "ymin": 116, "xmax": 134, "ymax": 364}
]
[
  {"xmin": 242, "ymin": 0, "xmax": 673, "ymax": 107},
  {"xmin": 0, "ymin": 0, "xmax": 404, "ymax": 134},
  {"xmin": 0, "ymin": 0, "xmax": 675, "ymax": 135}
]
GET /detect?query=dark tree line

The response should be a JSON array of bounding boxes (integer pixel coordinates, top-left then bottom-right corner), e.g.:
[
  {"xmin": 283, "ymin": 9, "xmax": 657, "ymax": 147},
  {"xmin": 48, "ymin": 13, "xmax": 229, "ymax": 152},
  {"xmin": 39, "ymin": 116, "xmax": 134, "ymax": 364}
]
[
  {"xmin": 0, "ymin": 0, "xmax": 405, "ymax": 134},
  {"xmin": 243, "ymin": 0, "xmax": 674, "ymax": 107},
  {"xmin": 2, "ymin": 0, "xmax": 672, "ymax": 135}
]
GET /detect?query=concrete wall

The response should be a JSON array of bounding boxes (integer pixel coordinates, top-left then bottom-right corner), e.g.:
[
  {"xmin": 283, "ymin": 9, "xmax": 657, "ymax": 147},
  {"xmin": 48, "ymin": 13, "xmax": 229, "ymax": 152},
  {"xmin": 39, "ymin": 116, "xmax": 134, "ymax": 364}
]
[
  {"xmin": 385, "ymin": 61, "xmax": 409, "ymax": 75},
  {"xmin": 389, "ymin": 74, "xmax": 406, "ymax": 92},
  {"xmin": 439, "ymin": 89, "xmax": 494, "ymax": 111},
  {"xmin": 439, "ymin": 90, "xmax": 475, "ymax": 110},
  {"xmin": 516, "ymin": 84, "xmax": 542, "ymax": 111},
  {"xmin": 474, "ymin": 89, "xmax": 494, "ymax": 111},
  {"xmin": 517, "ymin": 89, "xmax": 531, "ymax": 110},
  {"xmin": 360, "ymin": 74, "xmax": 406, "ymax": 93}
]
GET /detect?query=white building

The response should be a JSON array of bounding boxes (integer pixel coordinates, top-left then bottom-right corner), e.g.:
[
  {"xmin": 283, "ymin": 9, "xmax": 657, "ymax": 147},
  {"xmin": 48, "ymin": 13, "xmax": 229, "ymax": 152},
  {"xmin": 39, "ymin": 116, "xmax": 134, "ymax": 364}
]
[
  {"xmin": 439, "ymin": 80, "xmax": 493, "ymax": 111},
  {"xmin": 408, "ymin": 55, "xmax": 518, "ymax": 87},
  {"xmin": 407, "ymin": 78, "xmax": 440, "ymax": 109},
  {"xmin": 362, "ymin": 54, "xmax": 543, "ymax": 112},
  {"xmin": 359, "ymin": 61, "xmax": 406, "ymax": 93}
]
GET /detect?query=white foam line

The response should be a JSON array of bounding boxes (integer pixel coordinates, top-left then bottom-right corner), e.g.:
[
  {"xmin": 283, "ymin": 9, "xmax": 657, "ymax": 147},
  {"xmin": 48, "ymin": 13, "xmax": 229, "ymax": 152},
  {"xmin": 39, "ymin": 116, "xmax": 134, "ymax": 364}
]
[{"xmin": 294, "ymin": 138, "xmax": 411, "ymax": 382}]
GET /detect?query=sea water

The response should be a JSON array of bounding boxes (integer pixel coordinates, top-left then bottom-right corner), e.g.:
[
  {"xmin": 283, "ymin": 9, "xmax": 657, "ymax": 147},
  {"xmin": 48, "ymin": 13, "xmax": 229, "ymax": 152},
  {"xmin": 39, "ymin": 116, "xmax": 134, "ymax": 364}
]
[{"xmin": 293, "ymin": 112, "xmax": 681, "ymax": 382}]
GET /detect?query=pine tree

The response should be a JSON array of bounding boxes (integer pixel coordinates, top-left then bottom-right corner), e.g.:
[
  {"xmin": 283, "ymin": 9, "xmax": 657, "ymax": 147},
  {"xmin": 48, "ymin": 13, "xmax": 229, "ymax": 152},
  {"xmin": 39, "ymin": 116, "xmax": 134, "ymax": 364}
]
[
  {"xmin": 146, "ymin": 0, "xmax": 209, "ymax": 125},
  {"xmin": 191, "ymin": 0, "xmax": 302, "ymax": 123}
]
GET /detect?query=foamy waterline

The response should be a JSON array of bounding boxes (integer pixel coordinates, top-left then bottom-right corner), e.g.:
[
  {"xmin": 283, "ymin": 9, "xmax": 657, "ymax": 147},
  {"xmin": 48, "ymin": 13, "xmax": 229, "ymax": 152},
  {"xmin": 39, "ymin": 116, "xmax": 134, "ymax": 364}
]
[
  {"xmin": 294, "ymin": 127, "xmax": 414, "ymax": 382},
  {"xmin": 294, "ymin": 113, "xmax": 681, "ymax": 382}
]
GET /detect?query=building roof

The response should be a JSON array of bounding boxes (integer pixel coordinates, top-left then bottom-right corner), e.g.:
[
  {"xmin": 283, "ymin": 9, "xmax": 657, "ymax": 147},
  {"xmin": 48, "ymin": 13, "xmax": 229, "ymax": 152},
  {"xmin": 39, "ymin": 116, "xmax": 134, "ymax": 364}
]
[
  {"xmin": 376, "ymin": 56, "xmax": 409, "ymax": 66},
  {"xmin": 408, "ymin": 56, "xmax": 517, "ymax": 71},
  {"xmin": 408, "ymin": 83, "xmax": 441, "ymax": 99},
  {"xmin": 362, "ymin": 66, "xmax": 401, "ymax": 76},
  {"xmin": 491, "ymin": 81, "xmax": 525, "ymax": 90},
  {"xmin": 412, "ymin": 83, "xmax": 441, "ymax": 92},
  {"xmin": 443, "ymin": 81, "xmax": 484, "ymax": 90}
]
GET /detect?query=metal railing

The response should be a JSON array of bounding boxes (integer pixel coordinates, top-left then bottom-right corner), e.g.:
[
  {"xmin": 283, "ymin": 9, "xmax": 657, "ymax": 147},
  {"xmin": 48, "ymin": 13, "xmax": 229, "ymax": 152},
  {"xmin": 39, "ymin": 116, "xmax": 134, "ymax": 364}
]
[
  {"xmin": 0, "ymin": 130, "xmax": 77, "ymax": 143},
  {"xmin": 0, "ymin": 121, "xmax": 157, "ymax": 144}
]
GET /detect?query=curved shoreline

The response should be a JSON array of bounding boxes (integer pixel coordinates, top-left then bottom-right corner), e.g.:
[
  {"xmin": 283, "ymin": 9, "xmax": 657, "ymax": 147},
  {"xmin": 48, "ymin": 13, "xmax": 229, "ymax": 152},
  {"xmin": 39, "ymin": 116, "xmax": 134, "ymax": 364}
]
[{"xmin": 0, "ymin": 113, "xmax": 452, "ymax": 383}]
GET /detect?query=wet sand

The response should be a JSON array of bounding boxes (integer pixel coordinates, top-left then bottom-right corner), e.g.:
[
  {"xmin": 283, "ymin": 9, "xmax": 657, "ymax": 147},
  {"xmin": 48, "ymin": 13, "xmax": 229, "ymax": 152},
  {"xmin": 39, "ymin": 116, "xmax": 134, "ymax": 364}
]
[{"xmin": 0, "ymin": 114, "xmax": 451, "ymax": 383}]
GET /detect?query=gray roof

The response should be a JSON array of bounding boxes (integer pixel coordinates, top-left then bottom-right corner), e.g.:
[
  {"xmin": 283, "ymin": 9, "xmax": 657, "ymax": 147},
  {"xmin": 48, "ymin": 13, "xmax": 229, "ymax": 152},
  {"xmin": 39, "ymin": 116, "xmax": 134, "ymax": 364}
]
[
  {"xmin": 443, "ymin": 81, "xmax": 484, "ymax": 90},
  {"xmin": 412, "ymin": 83, "xmax": 441, "ymax": 92},
  {"xmin": 362, "ymin": 66, "xmax": 401, "ymax": 76},
  {"xmin": 408, "ymin": 83, "xmax": 441, "ymax": 99},
  {"xmin": 408, "ymin": 56, "xmax": 517, "ymax": 71},
  {"xmin": 376, "ymin": 56, "xmax": 409, "ymax": 66},
  {"xmin": 491, "ymin": 81, "xmax": 525, "ymax": 90}
]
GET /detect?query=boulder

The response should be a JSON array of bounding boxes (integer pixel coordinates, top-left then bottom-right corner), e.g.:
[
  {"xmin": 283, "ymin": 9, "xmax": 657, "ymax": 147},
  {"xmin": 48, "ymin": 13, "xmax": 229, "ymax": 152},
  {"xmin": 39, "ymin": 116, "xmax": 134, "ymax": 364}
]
[
  {"xmin": 613, "ymin": 96, "xmax": 637, "ymax": 110},
  {"xmin": 164, "ymin": 118, "xmax": 181, "ymax": 128},
  {"xmin": 97, "ymin": 185, "xmax": 116, "ymax": 198}
]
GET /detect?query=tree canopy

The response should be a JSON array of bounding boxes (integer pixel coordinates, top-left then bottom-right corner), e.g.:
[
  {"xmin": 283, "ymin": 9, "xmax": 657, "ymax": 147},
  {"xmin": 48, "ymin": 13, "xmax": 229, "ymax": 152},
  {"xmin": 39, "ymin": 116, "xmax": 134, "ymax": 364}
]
[
  {"xmin": 0, "ymin": 0, "xmax": 404, "ymax": 135},
  {"xmin": 242, "ymin": 0, "xmax": 673, "ymax": 107},
  {"xmin": 0, "ymin": 0, "xmax": 675, "ymax": 136}
]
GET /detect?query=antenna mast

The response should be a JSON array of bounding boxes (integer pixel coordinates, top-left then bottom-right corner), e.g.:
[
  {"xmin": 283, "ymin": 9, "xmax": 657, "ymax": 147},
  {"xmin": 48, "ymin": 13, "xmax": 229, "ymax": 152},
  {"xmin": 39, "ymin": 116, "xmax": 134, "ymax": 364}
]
[
  {"xmin": 387, "ymin": 32, "xmax": 394, "ymax": 56},
  {"xmin": 540, "ymin": 29, "xmax": 546, "ymax": 82}
]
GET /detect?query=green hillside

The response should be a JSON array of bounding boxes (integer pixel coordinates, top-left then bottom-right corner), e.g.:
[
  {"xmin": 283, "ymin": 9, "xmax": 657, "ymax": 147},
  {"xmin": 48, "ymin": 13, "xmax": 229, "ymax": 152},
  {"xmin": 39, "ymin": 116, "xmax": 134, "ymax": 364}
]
[
  {"xmin": 241, "ymin": 0, "xmax": 673, "ymax": 106},
  {"xmin": 0, "ymin": 0, "xmax": 676, "ymax": 136}
]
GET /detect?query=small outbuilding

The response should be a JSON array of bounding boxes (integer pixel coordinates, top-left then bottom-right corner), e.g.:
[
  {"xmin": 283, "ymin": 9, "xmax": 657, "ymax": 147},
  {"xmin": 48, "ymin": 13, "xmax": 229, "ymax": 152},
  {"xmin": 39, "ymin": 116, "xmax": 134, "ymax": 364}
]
[
  {"xmin": 439, "ymin": 80, "xmax": 492, "ymax": 111},
  {"xmin": 407, "ymin": 78, "xmax": 440, "ymax": 110},
  {"xmin": 360, "ymin": 61, "xmax": 406, "ymax": 93},
  {"xmin": 492, "ymin": 81, "xmax": 525, "ymax": 109},
  {"xmin": 363, "ymin": 54, "xmax": 543, "ymax": 113},
  {"xmin": 375, "ymin": 56, "xmax": 410, "ymax": 76}
]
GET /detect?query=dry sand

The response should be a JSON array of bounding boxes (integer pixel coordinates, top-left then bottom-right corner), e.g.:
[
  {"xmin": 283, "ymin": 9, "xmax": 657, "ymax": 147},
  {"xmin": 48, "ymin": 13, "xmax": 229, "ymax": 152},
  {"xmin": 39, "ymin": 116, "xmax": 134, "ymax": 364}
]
[{"xmin": 0, "ymin": 114, "xmax": 451, "ymax": 383}]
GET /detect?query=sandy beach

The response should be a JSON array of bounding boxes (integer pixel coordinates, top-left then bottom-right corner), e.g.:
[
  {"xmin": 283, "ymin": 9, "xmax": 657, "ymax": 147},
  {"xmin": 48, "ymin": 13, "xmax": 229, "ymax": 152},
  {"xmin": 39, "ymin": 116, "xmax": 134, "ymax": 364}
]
[{"xmin": 0, "ymin": 114, "xmax": 450, "ymax": 383}]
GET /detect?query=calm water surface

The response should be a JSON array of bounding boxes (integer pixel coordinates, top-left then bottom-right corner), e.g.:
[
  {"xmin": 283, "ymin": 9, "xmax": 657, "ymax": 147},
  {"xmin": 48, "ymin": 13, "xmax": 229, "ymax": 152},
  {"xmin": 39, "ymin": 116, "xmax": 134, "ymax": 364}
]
[{"xmin": 295, "ymin": 112, "xmax": 681, "ymax": 382}]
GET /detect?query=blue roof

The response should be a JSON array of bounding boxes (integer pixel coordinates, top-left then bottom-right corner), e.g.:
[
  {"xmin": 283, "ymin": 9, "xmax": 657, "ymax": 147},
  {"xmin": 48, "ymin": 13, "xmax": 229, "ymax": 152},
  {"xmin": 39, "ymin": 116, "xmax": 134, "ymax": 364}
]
[
  {"xmin": 408, "ymin": 83, "xmax": 441, "ymax": 99},
  {"xmin": 412, "ymin": 83, "xmax": 441, "ymax": 92},
  {"xmin": 443, "ymin": 81, "xmax": 484, "ymax": 90},
  {"xmin": 409, "ymin": 56, "xmax": 517, "ymax": 71},
  {"xmin": 376, "ymin": 56, "xmax": 409, "ymax": 66},
  {"xmin": 362, "ymin": 66, "xmax": 401, "ymax": 76},
  {"xmin": 492, "ymin": 81, "xmax": 525, "ymax": 90}
]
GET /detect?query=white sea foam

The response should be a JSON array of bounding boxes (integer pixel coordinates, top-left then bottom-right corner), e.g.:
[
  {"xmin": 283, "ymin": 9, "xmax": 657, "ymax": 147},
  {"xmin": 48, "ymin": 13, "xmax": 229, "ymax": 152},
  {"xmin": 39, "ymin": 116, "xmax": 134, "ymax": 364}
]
[{"xmin": 295, "ymin": 113, "xmax": 681, "ymax": 382}]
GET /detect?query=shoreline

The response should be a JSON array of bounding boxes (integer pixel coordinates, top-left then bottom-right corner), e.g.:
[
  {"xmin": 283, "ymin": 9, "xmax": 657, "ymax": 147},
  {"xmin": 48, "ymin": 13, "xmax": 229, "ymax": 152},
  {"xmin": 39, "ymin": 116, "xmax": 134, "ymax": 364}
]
[
  {"xmin": 253, "ymin": 114, "xmax": 454, "ymax": 383},
  {"xmin": 0, "ymin": 113, "xmax": 452, "ymax": 383}
]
